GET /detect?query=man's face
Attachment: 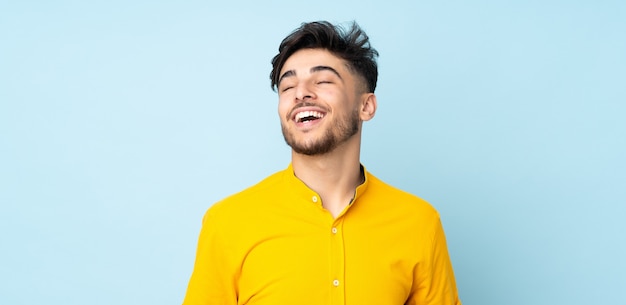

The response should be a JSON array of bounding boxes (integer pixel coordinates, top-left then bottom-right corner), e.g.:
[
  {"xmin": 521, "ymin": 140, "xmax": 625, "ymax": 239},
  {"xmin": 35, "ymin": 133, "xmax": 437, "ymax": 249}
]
[{"xmin": 277, "ymin": 48, "xmax": 365, "ymax": 156}]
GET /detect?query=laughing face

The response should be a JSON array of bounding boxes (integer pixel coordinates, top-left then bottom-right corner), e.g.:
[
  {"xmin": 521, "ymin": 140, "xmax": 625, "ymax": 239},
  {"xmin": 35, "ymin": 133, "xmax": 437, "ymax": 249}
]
[{"xmin": 277, "ymin": 48, "xmax": 368, "ymax": 156}]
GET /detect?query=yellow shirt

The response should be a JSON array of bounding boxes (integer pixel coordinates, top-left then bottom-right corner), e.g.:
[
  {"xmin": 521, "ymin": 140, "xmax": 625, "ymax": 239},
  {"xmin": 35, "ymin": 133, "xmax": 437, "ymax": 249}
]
[{"xmin": 183, "ymin": 165, "xmax": 461, "ymax": 305}]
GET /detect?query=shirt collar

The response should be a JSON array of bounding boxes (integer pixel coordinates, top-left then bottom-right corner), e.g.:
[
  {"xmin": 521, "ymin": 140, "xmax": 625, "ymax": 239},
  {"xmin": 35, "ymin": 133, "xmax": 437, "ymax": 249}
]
[{"xmin": 281, "ymin": 163, "xmax": 371, "ymax": 205}]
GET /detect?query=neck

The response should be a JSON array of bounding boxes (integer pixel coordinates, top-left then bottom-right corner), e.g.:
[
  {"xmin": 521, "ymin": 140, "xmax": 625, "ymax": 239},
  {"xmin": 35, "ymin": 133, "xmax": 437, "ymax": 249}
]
[{"xmin": 291, "ymin": 137, "xmax": 363, "ymax": 218}]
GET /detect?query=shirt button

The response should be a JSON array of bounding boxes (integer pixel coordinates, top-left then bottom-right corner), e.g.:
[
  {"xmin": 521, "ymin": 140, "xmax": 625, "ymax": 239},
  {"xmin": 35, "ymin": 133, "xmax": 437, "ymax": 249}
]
[
  {"xmin": 331, "ymin": 227, "xmax": 338, "ymax": 234},
  {"xmin": 333, "ymin": 279, "xmax": 340, "ymax": 287},
  {"xmin": 312, "ymin": 196, "xmax": 318, "ymax": 203}
]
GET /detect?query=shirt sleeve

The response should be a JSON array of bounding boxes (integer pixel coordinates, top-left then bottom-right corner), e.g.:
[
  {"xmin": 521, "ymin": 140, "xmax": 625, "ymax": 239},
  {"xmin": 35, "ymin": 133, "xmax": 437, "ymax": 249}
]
[
  {"xmin": 182, "ymin": 207, "xmax": 238, "ymax": 305},
  {"xmin": 406, "ymin": 215, "xmax": 462, "ymax": 305}
]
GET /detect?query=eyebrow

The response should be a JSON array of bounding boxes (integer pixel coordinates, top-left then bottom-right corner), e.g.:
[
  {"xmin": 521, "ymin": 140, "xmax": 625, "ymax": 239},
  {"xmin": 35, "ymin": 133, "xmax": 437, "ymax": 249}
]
[{"xmin": 278, "ymin": 65, "xmax": 343, "ymax": 87}]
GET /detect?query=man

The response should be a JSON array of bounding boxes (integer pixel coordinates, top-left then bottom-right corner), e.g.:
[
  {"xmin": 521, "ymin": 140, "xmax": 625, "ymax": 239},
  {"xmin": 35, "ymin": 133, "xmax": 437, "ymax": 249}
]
[{"xmin": 183, "ymin": 21, "xmax": 461, "ymax": 305}]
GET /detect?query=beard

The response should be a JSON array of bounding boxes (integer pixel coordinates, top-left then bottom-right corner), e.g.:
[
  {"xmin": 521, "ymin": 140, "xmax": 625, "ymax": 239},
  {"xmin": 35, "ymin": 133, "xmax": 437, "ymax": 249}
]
[{"xmin": 281, "ymin": 107, "xmax": 361, "ymax": 156}]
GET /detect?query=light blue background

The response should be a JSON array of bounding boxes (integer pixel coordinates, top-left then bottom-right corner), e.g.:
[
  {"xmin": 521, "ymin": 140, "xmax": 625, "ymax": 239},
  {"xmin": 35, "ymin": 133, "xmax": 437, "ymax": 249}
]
[{"xmin": 1, "ymin": 1, "xmax": 624, "ymax": 304}]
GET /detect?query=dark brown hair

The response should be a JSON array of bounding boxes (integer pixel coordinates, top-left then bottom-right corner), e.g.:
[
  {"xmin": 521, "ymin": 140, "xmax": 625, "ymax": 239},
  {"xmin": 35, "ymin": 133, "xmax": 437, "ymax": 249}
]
[{"xmin": 270, "ymin": 21, "xmax": 379, "ymax": 93}]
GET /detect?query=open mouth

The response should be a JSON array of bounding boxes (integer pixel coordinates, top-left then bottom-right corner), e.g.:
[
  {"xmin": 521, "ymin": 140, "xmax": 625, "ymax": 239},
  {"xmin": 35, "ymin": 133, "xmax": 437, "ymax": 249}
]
[{"xmin": 294, "ymin": 110, "xmax": 325, "ymax": 123}]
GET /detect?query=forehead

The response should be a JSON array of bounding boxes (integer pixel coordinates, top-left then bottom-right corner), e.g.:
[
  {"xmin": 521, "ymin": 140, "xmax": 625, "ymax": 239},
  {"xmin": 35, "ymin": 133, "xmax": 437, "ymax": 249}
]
[{"xmin": 280, "ymin": 48, "xmax": 348, "ymax": 75}]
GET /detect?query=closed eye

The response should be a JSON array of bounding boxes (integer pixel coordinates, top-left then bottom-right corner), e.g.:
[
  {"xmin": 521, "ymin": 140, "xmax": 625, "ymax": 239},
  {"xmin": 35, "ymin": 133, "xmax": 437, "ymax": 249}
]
[{"xmin": 280, "ymin": 84, "xmax": 296, "ymax": 93}]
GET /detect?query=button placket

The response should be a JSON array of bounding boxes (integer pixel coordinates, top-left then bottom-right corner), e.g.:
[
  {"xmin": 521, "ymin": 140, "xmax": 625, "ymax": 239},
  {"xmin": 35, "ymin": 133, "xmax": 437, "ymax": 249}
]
[{"xmin": 329, "ymin": 219, "xmax": 345, "ymax": 302}]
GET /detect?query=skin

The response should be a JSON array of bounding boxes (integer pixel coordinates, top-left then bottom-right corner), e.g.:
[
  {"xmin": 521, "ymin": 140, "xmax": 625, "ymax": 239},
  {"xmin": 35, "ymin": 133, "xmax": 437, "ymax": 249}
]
[{"xmin": 277, "ymin": 48, "xmax": 377, "ymax": 218}]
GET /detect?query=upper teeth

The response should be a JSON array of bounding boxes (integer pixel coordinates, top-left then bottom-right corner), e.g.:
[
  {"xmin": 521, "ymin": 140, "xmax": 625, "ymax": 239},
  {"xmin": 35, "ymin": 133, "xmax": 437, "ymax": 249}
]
[{"xmin": 295, "ymin": 111, "xmax": 324, "ymax": 122}]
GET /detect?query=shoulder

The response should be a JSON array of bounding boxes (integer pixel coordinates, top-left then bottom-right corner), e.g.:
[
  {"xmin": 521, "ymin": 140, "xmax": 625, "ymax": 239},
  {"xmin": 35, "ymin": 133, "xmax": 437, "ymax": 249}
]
[
  {"xmin": 364, "ymin": 171, "xmax": 440, "ymax": 219},
  {"xmin": 204, "ymin": 168, "xmax": 287, "ymax": 220}
]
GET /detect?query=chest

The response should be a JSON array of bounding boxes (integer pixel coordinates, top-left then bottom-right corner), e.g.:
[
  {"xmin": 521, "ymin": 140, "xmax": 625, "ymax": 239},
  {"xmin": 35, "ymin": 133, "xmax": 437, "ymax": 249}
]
[{"xmin": 233, "ymin": 217, "xmax": 423, "ymax": 305}]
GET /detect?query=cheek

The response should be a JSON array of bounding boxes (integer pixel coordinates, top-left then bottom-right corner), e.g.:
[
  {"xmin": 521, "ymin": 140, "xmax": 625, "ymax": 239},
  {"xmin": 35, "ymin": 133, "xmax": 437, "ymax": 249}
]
[{"xmin": 277, "ymin": 97, "xmax": 291, "ymax": 119}]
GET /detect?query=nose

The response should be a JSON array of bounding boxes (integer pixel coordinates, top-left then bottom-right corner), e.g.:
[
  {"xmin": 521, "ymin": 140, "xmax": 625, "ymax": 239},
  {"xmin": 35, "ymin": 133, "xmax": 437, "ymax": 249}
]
[{"xmin": 295, "ymin": 82, "xmax": 315, "ymax": 101}]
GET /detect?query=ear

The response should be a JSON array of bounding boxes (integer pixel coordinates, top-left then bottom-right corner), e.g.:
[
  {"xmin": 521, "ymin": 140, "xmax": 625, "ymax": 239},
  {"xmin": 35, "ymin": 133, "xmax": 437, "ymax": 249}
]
[{"xmin": 359, "ymin": 93, "xmax": 377, "ymax": 121}]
